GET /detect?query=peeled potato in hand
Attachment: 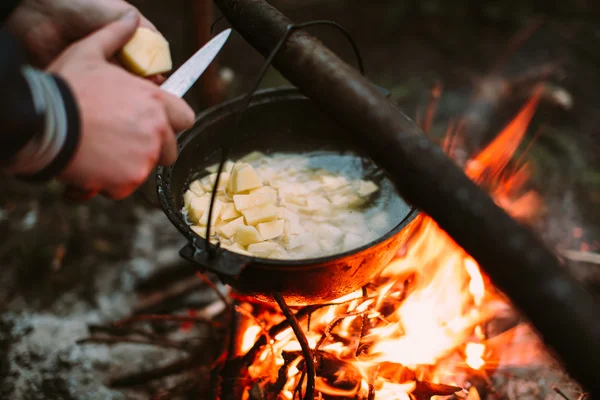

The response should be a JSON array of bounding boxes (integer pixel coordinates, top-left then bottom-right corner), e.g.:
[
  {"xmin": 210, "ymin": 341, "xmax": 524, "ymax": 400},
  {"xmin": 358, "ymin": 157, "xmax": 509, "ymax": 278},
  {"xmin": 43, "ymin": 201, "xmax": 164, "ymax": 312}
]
[{"xmin": 119, "ymin": 27, "xmax": 172, "ymax": 77}]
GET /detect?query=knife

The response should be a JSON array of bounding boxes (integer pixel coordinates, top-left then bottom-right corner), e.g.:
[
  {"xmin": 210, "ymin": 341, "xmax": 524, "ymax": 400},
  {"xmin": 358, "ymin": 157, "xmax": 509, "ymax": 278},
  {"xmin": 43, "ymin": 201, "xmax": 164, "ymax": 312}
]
[
  {"xmin": 65, "ymin": 28, "xmax": 232, "ymax": 201},
  {"xmin": 161, "ymin": 28, "xmax": 232, "ymax": 98}
]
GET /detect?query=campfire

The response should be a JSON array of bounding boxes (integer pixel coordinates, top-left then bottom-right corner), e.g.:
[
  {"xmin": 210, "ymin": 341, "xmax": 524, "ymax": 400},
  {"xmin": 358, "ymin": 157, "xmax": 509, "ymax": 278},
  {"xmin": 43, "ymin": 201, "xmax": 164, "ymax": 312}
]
[
  {"xmin": 3, "ymin": 1, "xmax": 599, "ymax": 398},
  {"xmin": 64, "ymin": 83, "xmax": 589, "ymax": 400},
  {"xmin": 203, "ymin": 87, "xmax": 580, "ymax": 400}
]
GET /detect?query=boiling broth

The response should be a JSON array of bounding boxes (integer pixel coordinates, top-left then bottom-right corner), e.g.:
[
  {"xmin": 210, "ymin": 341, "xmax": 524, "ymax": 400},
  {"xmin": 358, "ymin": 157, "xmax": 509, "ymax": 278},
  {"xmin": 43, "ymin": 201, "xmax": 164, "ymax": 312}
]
[{"xmin": 182, "ymin": 150, "xmax": 407, "ymax": 260}]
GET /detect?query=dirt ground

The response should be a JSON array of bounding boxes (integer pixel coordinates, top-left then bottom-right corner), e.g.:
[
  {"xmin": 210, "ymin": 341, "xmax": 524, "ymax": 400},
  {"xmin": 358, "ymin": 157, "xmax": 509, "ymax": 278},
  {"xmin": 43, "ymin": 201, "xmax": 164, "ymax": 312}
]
[{"xmin": 0, "ymin": 1, "xmax": 599, "ymax": 399}]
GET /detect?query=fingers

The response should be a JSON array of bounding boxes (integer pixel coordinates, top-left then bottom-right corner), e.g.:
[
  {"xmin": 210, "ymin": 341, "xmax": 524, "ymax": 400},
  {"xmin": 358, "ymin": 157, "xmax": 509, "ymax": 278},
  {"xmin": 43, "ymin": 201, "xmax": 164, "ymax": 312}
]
[
  {"xmin": 139, "ymin": 16, "xmax": 159, "ymax": 32},
  {"xmin": 85, "ymin": 10, "xmax": 140, "ymax": 59},
  {"xmin": 154, "ymin": 91, "xmax": 194, "ymax": 166},
  {"xmin": 147, "ymin": 74, "xmax": 167, "ymax": 85},
  {"xmin": 159, "ymin": 127, "xmax": 178, "ymax": 166},
  {"xmin": 160, "ymin": 91, "xmax": 195, "ymax": 133}
]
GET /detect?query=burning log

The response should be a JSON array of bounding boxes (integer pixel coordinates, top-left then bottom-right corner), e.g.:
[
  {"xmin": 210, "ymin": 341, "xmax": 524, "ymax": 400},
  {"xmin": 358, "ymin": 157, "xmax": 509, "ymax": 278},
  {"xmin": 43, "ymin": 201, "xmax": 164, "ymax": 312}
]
[
  {"xmin": 264, "ymin": 351, "xmax": 298, "ymax": 397},
  {"xmin": 242, "ymin": 304, "xmax": 322, "ymax": 367},
  {"xmin": 313, "ymin": 352, "xmax": 362, "ymax": 395},
  {"xmin": 411, "ymin": 381, "xmax": 463, "ymax": 400},
  {"xmin": 374, "ymin": 363, "xmax": 463, "ymax": 399},
  {"xmin": 272, "ymin": 350, "xmax": 365, "ymax": 399},
  {"xmin": 249, "ymin": 383, "xmax": 266, "ymax": 400},
  {"xmin": 213, "ymin": 0, "xmax": 600, "ymax": 394}
]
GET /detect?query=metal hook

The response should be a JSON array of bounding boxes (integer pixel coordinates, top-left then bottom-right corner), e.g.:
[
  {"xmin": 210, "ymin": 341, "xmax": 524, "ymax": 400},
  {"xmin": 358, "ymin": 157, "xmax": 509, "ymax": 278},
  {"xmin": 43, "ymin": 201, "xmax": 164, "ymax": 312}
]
[{"xmin": 204, "ymin": 19, "xmax": 366, "ymax": 257}]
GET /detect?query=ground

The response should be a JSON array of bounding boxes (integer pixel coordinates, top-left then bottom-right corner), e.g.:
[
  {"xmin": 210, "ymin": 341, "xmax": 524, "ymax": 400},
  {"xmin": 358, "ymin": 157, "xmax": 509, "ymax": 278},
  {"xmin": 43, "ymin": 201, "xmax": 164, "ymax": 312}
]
[{"xmin": 0, "ymin": 0, "xmax": 598, "ymax": 399}]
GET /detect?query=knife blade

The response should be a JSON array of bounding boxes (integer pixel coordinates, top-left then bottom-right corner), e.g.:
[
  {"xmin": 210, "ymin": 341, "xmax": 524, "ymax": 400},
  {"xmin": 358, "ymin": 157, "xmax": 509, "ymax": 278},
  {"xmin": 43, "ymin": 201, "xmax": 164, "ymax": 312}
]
[
  {"xmin": 160, "ymin": 28, "xmax": 231, "ymax": 97},
  {"xmin": 64, "ymin": 28, "xmax": 232, "ymax": 202}
]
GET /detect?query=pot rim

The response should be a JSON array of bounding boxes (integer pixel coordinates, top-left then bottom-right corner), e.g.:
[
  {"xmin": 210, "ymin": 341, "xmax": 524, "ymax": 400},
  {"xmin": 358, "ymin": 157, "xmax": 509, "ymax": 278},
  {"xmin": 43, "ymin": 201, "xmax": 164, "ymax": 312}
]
[{"xmin": 156, "ymin": 86, "xmax": 420, "ymax": 269}]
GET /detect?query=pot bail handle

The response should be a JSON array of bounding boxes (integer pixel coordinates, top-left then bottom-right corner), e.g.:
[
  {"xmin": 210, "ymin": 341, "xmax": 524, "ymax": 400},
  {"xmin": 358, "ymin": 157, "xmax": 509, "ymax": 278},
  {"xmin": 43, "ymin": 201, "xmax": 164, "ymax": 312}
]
[
  {"xmin": 179, "ymin": 241, "xmax": 248, "ymax": 277},
  {"xmin": 374, "ymin": 85, "xmax": 391, "ymax": 98}
]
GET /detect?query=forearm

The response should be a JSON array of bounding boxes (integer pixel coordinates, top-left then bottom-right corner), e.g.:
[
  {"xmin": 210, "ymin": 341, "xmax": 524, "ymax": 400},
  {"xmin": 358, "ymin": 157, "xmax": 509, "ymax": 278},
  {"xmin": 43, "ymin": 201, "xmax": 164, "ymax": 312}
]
[{"xmin": 0, "ymin": 31, "xmax": 81, "ymax": 181}]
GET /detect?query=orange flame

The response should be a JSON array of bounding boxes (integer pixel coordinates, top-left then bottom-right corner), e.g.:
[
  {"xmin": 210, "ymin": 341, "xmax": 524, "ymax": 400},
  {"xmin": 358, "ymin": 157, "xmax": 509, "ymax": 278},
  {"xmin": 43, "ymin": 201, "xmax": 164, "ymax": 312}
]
[
  {"xmin": 466, "ymin": 87, "xmax": 542, "ymax": 183},
  {"xmin": 465, "ymin": 342, "xmax": 486, "ymax": 370},
  {"xmin": 241, "ymin": 325, "xmax": 261, "ymax": 354},
  {"xmin": 240, "ymin": 89, "xmax": 544, "ymax": 399}
]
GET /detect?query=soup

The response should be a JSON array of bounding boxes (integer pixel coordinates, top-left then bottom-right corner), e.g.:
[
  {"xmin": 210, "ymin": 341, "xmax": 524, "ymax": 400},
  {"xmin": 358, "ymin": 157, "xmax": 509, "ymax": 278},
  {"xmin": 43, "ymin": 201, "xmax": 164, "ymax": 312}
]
[{"xmin": 182, "ymin": 151, "xmax": 405, "ymax": 260}]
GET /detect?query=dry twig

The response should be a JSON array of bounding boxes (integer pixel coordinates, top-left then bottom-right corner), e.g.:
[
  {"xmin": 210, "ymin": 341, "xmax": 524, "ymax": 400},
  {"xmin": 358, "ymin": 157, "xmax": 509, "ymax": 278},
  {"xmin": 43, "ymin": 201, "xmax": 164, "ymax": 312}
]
[
  {"xmin": 553, "ymin": 386, "xmax": 572, "ymax": 400},
  {"xmin": 196, "ymin": 271, "xmax": 232, "ymax": 308},
  {"xmin": 561, "ymin": 250, "xmax": 600, "ymax": 265},
  {"xmin": 274, "ymin": 293, "xmax": 315, "ymax": 400},
  {"xmin": 77, "ymin": 336, "xmax": 190, "ymax": 351},
  {"xmin": 115, "ymin": 313, "xmax": 223, "ymax": 328},
  {"xmin": 111, "ymin": 356, "xmax": 197, "ymax": 387},
  {"xmin": 134, "ymin": 278, "xmax": 206, "ymax": 314}
]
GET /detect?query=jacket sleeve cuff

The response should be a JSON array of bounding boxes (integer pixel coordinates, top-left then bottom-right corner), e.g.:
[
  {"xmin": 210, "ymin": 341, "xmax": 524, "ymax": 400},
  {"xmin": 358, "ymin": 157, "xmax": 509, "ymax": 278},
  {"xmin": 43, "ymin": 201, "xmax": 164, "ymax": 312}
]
[
  {"xmin": 20, "ymin": 74, "xmax": 81, "ymax": 183},
  {"xmin": 0, "ymin": 32, "xmax": 44, "ymax": 162}
]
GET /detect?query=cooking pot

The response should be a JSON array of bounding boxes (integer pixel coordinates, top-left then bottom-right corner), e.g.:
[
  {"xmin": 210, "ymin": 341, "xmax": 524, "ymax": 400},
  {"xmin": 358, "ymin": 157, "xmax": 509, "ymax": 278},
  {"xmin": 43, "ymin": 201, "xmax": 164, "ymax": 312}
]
[{"xmin": 156, "ymin": 87, "xmax": 419, "ymax": 306}]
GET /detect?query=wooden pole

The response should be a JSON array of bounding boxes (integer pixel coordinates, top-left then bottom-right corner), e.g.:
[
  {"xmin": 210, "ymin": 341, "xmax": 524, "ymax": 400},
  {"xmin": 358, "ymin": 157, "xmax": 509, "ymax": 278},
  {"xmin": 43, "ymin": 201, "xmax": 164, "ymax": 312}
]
[{"xmin": 214, "ymin": 0, "xmax": 600, "ymax": 394}]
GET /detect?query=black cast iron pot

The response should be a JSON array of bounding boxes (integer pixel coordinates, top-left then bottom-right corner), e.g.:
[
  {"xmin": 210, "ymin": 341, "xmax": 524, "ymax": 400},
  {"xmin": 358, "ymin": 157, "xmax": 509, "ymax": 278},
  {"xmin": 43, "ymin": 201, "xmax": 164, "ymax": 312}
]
[{"xmin": 156, "ymin": 87, "xmax": 419, "ymax": 306}]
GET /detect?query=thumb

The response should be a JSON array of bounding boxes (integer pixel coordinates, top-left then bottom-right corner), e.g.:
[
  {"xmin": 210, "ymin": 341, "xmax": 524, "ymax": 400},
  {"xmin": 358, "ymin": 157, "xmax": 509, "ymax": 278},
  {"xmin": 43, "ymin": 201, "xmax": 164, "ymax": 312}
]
[{"xmin": 85, "ymin": 10, "xmax": 140, "ymax": 59}]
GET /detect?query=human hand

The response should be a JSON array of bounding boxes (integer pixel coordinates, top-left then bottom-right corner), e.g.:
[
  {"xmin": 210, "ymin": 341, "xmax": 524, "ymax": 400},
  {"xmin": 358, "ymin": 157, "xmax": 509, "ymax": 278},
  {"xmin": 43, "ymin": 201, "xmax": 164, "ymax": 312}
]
[
  {"xmin": 48, "ymin": 11, "xmax": 195, "ymax": 200},
  {"xmin": 6, "ymin": 0, "xmax": 159, "ymax": 68}
]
